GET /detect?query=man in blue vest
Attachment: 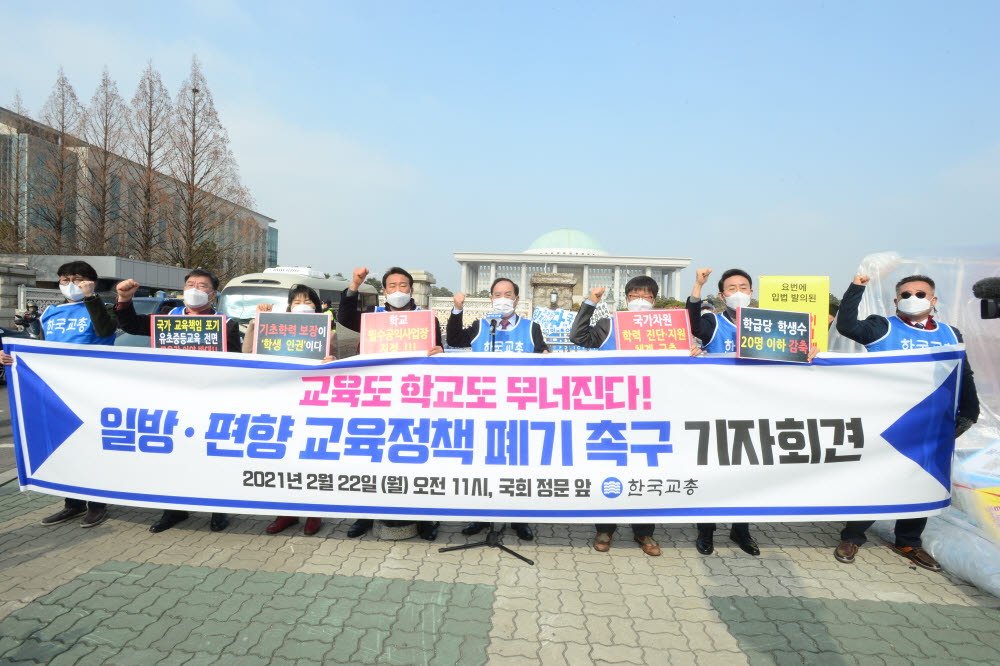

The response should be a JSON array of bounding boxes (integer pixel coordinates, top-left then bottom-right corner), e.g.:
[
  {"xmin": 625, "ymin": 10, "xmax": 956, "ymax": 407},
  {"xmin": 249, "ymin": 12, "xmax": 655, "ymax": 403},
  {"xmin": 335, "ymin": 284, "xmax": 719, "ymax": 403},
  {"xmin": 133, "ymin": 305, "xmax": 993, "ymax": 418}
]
[
  {"xmin": 448, "ymin": 277, "xmax": 548, "ymax": 541},
  {"xmin": 115, "ymin": 269, "xmax": 239, "ymax": 534},
  {"xmin": 1, "ymin": 261, "xmax": 116, "ymax": 528},
  {"xmin": 570, "ymin": 276, "xmax": 662, "ymax": 556},
  {"xmin": 686, "ymin": 267, "xmax": 761, "ymax": 557},
  {"xmin": 338, "ymin": 266, "xmax": 444, "ymax": 541},
  {"xmin": 833, "ymin": 273, "xmax": 979, "ymax": 571}
]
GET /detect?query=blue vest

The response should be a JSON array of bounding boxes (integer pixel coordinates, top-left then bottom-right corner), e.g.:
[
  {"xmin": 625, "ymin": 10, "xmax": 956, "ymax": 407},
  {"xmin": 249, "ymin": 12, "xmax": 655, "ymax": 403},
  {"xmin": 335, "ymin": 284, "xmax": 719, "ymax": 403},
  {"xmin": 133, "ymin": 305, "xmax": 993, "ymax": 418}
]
[
  {"xmin": 470, "ymin": 316, "xmax": 536, "ymax": 353},
  {"xmin": 168, "ymin": 305, "xmax": 228, "ymax": 325},
  {"xmin": 40, "ymin": 301, "xmax": 115, "ymax": 345},
  {"xmin": 702, "ymin": 313, "xmax": 738, "ymax": 353},
  {"xmin": 865, "ymin": 315, "xmax": 958, "ymax": 352}
]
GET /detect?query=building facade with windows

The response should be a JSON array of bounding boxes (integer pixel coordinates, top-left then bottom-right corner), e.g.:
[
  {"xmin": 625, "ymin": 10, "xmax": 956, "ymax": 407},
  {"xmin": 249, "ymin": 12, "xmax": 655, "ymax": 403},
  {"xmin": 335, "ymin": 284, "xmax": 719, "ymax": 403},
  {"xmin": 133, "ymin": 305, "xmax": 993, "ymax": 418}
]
[
  {"xmin": 0, "ymin": 106, "xmax": 277, "ymax": 268},
  {"xmin": 454, "ymin": 228, "xmax": 690, "ymax": 307}
]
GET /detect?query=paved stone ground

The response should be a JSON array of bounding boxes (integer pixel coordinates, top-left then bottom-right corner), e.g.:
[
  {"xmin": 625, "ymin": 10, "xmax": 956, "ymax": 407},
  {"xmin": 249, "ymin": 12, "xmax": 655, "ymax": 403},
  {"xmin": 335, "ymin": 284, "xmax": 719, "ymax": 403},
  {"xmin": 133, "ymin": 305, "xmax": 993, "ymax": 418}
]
[{"xmin": 1, "ymin": 484, "xmax": 999, "ymax": 664}]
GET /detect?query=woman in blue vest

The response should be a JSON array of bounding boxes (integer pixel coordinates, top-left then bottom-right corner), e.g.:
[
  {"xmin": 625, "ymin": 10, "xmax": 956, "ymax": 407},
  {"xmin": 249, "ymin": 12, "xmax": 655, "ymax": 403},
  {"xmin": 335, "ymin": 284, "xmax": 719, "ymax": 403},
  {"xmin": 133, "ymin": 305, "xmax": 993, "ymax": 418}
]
[
  {"xmin": 570, "ymin": 276, "xmax": 663, "ymax": 556},
  {"xmin": 833, "ymin": 273, "xmax": 979, "ymax": 572},
  {"xmin": 448, "ymin": 278, "xmax": 548, "ymax": 542},
  {"xmin": 246, "ymin": 284, "xmax": 336, "ymax": 536},
  {"xmin": 337, "ymin": 266, "xmax": 444, "ymax": 541},
  {"xmin": 1, "ymin": 261, "xmax": 117, "ymax": 528}
]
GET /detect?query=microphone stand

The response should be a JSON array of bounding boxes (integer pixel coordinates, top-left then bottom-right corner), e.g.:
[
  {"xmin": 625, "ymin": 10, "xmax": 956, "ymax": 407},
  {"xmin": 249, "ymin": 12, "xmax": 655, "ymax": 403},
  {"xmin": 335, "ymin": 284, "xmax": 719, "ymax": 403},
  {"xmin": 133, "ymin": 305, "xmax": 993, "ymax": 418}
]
[
  {"xmin": 439, "ymin": 523, "xmax": 535, "ymax": 565},
  {"xmin": 439, "ymin": 316, "xmax": 534, "ymax": 565}
]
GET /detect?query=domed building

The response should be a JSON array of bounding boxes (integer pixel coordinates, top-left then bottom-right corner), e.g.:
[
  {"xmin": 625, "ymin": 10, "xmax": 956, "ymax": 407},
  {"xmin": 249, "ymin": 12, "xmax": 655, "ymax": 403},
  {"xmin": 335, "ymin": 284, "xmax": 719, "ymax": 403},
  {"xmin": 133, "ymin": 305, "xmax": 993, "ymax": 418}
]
[{"xmin": 454, "ymin": 228, "xmax": 691, "ymax": 306}]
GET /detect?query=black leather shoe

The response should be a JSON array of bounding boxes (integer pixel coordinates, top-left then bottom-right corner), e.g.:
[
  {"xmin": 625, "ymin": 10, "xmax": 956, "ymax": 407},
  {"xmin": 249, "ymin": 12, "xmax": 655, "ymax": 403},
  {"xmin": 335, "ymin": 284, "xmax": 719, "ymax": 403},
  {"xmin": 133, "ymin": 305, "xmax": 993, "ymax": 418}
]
[
  {"xmin": 80, "ymin": 507, "xmax": 108, "ymax": 528},
  {"xmin": 462, "ymin": 522, "xmax": 488, "ymax": 536},
  {"xmin": 40, "ymin": 506, "xmax": 86, "ymax": 526},
  {"xmin": 149, "ymin": 511, "xmax": 189, "ymax": 533},
  {"xmin": 730, "ymin": 529, "xmax": 760, "ymax": 556},
  {"xmin": 512, "ymin": 523, "xmax": 534, "ymax": 541},
  {"xmin": 696, "ymin": 532, "xmax": 714, "ymax": 555},
  {"xmin": 417, "ymin": 521, "xmax": 439, "ymax": 541},
  {"xmin": 347, "ymin": 519, "xmax": 372, "ymax": 538},
  {"xmin": 210, "ymin": 513, "xmax": 229, "ymax": 532}
]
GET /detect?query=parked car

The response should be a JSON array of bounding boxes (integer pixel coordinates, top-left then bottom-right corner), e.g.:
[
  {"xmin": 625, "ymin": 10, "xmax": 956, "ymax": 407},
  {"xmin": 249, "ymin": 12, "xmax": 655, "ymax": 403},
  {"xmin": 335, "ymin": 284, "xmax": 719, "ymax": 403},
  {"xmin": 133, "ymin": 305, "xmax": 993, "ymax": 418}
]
[{"xmin": 114, "ymin": 297, "xmax": 185, "ymax": 348}]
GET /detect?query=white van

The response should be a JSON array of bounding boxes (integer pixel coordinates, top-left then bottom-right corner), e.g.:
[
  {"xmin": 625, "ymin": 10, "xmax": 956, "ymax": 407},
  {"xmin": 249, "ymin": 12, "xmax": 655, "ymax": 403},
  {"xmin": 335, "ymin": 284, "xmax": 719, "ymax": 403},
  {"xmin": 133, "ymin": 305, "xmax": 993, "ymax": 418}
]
[{"xmin": 219, "ymin": 267, "xmax": 379, "ymax": 358}]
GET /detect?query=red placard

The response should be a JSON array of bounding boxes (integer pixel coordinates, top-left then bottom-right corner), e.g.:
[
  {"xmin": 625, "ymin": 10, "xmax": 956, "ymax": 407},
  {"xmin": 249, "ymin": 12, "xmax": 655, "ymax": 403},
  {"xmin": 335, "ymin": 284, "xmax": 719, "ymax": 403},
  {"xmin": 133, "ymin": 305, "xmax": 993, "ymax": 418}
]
[
  {"xmin": 360, "ymin": 310, "xmax": 436, "ymax": 354},
  {"xmin": 614, "ymin": 309, "xmax": 692, "ymax": 351}
]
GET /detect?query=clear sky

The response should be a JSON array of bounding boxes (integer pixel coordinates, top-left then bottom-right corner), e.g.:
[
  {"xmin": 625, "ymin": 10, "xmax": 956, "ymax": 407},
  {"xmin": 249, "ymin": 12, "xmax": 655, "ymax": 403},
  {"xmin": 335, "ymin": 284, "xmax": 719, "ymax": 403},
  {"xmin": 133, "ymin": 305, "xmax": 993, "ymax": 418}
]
[{"xmin": 3, "ymin": 1, "xmax": 998, "ymax": 294}]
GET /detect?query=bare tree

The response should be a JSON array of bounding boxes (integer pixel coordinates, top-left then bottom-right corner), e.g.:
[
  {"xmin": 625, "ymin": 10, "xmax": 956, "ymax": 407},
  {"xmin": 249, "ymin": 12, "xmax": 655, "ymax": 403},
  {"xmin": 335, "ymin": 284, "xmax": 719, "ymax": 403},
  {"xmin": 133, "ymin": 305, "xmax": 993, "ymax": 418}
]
[
  {"xmin": 123, "ymin": 61, "xmax": 173, "ymax": 262},
  {"xmin": 78, "ymin": 67, "xmax": 126, "ymax": 255},
  {"xmin": 166, "ymin": 56, "xmax": 256, "ymax": 279},
  {"xmin": 31, "ymin": 68, "xmax": 83, "ymax": 254},
  {"xmin": 0, "ymin": 91, "xmax": 30, "ymax": 252}
]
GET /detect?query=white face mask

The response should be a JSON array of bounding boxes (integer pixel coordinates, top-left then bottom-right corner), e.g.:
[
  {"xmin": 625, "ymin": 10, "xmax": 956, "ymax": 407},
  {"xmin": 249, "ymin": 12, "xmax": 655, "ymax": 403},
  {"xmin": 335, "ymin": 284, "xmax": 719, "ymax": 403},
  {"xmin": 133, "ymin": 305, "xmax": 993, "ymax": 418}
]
[
  {"xmin": 385, "ymin": 291, "xmax": 411, "ymax": 309},
  {"xmin": 897, "ymin": 295, "xmax": 932, "ymax": 316},
  {"xmin": 492, "ymin": 297, "xmax": 515, "ymax": 317},
  {"xmin": 626, "ymin": 298, "xmax": 654, "ymax": 312},
  {"xmin": 60, "ymin": 282, "xmax": 84, "ymax": 302},
  {"xmin": 183, "ymin": 288, "xmax": 211, "ymax": 309},
  {"xmin": 724, "ymin": 291, "xmax": 752, "ymax": 309},
  {"xmin": 291, "ymin": 304, "xmax": 316, "ymax": 314}
]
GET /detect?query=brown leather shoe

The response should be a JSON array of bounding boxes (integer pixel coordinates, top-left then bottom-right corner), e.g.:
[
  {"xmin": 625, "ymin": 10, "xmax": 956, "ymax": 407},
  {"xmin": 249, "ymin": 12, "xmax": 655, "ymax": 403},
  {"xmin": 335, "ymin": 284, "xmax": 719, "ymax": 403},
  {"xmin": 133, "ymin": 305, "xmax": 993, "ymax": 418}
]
[
  {"xmin": 890, "ymin": 545, "xmax": 941, "ymax": 572},
  {"xmin": 834, "ymin": 540, "xmax": 859, "ymax": 564},
  {"xmin": 635, "ymin": 535, "xmax": 661, "ymax": 556},
  {"xmin": 593, "ymin": 532, "xmax": 612, "ymax": 552}
]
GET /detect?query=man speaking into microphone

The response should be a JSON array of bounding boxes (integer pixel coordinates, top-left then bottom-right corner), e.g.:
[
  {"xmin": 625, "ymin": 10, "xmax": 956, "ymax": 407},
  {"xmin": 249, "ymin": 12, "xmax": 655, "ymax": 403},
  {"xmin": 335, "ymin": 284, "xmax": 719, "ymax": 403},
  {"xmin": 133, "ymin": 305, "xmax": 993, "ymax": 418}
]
[{"xmin": 447, "ymin": 277, "xmax": 548, "ymax": 541}]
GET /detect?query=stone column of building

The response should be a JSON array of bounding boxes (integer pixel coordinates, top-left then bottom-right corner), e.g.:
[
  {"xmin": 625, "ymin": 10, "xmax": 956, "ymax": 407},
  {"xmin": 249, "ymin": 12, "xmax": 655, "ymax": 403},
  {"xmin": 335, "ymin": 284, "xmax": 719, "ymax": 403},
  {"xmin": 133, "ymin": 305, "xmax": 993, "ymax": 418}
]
[
  {"xmin": 489, "ymin": 263, "xmax": 496, "ymax": 288},
  {"xmin": 409, "ymin": 270, "xmax": 436, "ymax": 309},
  {"xmin": 520, "ymin": 263, "xmax": 527, "ymax": 292},
  {"xmin": 672, "ymin": 269, "xmax": 681, "ymax": 300},
  {"xmin": 582, "ymin": 264, "xmax": 589, "ymax": 293},
  {"xmin": 613, "ymin": 265, "xmax": 621, "ymax": 305},
  {"xmin": 460, "ymin": 263, "xmax": 468, "ymax": 293},
  {"xmin": 530, "ymin": 272, "xmax": 576, "ymax": 311}
]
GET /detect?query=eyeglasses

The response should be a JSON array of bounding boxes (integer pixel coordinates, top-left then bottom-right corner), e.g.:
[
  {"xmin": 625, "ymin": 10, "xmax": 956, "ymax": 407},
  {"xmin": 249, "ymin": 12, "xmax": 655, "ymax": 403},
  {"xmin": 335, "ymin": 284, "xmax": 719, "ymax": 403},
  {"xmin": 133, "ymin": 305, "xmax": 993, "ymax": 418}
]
[{"xmin": 899, "ymin": 291, "xmax": 928, "ymax": 299}]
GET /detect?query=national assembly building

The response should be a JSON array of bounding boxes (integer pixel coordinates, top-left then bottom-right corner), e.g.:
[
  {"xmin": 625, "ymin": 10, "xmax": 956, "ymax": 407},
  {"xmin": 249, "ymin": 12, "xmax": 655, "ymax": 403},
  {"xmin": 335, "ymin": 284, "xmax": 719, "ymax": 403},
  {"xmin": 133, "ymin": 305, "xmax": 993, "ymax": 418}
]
[{"xmin": 454, "ymin": 228, "xmax": 691, "ymax": 308}]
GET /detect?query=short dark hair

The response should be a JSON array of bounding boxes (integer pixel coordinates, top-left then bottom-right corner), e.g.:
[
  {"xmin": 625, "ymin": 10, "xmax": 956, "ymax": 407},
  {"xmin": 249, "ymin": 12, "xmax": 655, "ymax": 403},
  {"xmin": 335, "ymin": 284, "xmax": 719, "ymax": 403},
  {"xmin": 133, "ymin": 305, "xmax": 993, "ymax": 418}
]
[
  {"xmin": 491, "ymin": 277, "xmax": 519, "ymax": 297},
  {"xmin": 895, "ymin": 274, "xmax": 935, "ymax": 292},
  {"xmin": 288, "ymin": 284, "xmax": 322, "ymax": 310},
  {"xmin": 718, "ymin": 268, "xmax": 752, "ymax": 293},
  {"xmin": 184, "ymin": 269, "xmax": 219, "ymax": 291},
  {"xmin": 382, "ymin": 267, "xmax": 413, "ymax": 289},
  {"xmin": 624, "ymin": 276, "xmax": 659, "ymax": 300},
  {"xmin": 56, "ymin": 260, "xmax": 97, "ymax": 282}
]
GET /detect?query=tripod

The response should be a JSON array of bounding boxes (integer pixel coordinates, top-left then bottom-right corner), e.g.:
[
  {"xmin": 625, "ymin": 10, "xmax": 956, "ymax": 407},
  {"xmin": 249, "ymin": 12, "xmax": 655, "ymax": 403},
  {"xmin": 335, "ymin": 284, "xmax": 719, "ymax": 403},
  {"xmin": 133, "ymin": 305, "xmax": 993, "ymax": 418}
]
[{"xmin": 439, "ymin": 523, "xmax": 535, "ymax": 565}]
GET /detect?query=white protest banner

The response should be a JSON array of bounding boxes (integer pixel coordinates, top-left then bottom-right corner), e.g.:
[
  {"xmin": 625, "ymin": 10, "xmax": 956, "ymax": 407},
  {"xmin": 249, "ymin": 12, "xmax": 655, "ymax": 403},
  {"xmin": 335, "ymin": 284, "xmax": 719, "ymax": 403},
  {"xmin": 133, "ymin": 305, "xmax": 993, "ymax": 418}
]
[{"xmin": 4, "ymin": 339, "xmax": 963, "ymax": 523}]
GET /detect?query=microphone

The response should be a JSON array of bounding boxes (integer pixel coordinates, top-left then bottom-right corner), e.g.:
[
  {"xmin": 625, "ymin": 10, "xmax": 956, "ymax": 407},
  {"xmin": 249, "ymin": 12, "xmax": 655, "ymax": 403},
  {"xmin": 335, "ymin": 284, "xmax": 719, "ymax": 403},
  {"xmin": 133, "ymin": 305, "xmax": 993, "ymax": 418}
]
[
  {"xmin": 972, "ymin": 277, "xmax": 1000, "ymax": 300},
  {"xmin": 488, "ymin": 317, "xmax": 498, "ymax": 353}
]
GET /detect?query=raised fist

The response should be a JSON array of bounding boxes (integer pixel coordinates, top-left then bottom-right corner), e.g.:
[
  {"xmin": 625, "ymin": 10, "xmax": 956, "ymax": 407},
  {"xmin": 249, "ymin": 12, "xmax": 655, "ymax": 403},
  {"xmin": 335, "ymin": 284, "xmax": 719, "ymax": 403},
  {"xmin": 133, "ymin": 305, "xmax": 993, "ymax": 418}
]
[
  {"xmin": 350, "ymin": 267, "xmax": 369, "ymax": 291},
  {"xmin": 695, "ymin": 268, "xmax": 713, "ymax": 286},
  {"xmin": 117, "ymin": 279, "xmax": 140, "ymax": 301},
  {"xmin": 589, "ymin": 286, "xmax": 606, "ymax": 303},
  {"xmin": 853, "ymin": 274, "xmax": 870, "ymax": 286},
  {"xmin": 79, "ymin": 281, "xmax": 96, "ymax": 298},
  {"xmin": 453, "ymin": 292, "xmax": 466, "ymax": 310},
  {"xmin": 256, "ymin": 303, "xmax": 273, "ymax": 312}
]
